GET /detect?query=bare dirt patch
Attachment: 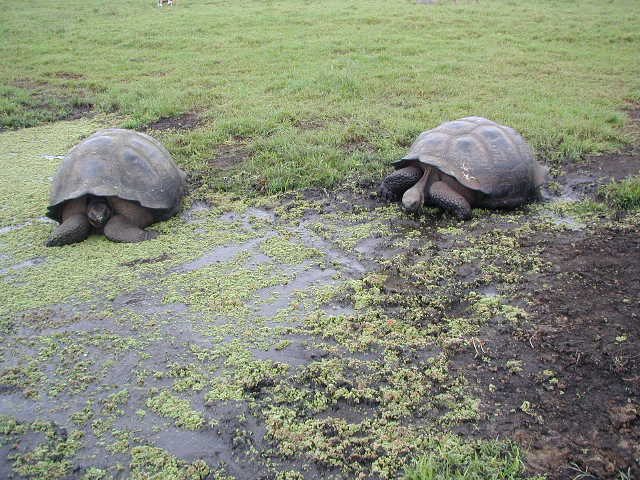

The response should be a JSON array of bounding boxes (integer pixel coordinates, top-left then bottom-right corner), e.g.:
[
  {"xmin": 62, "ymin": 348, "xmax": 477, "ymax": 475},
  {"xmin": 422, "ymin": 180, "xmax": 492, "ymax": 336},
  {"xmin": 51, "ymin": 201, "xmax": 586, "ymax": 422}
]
[
  {"xmin": 457, "ymin": 223, "xmax": 640, "ymax": 479},
  {"xmin": 340, "ymin": 134, "xmax": 378, "ymax": 155},
  {"xmin": 145, "ymin": 112, "xmax": 201, "ymax": 131},
  {"xmin": 51, "ymin": 72, "xmax": 85, "ymax": 80},
  {"xmin": 292, "ymin": 118, "xmax": 325, "ymax": 130},
  {"xmin": 208, "ymin": 141, "xmax": 252, "ymax": 170},
  {"xmin": 444, "ymin": 141, "xmax": 640, "ymax": 479}
]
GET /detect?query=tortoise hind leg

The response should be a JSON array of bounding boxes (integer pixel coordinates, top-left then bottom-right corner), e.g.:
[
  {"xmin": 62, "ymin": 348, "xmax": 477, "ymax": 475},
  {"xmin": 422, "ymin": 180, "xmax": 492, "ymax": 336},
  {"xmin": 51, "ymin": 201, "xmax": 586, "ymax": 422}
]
[
  {"xmin": 103, "ymin": 197, "xmax": 157, "ymax": 243},
  {"xmin": 46, "ymin": 197, "xmax": 91, "ymax": 247},
  {"xmin": 428, "ymin": 181, "xmax": 472, "ymax": 220},
  {"xmin": 380, "ymin": 166, "xmax": 423, "ymax": 202}
]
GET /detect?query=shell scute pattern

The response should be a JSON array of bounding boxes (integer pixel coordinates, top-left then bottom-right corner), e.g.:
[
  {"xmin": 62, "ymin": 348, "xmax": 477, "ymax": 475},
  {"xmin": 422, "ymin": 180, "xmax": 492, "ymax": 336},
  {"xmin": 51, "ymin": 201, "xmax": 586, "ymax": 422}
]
[
  {"xmin": 47, "ymin": 129, "xmax": 186, "ymax": 223},
  {"xmin": 395, "ymin": 117, "xmax": 543, "ymax": 199}
]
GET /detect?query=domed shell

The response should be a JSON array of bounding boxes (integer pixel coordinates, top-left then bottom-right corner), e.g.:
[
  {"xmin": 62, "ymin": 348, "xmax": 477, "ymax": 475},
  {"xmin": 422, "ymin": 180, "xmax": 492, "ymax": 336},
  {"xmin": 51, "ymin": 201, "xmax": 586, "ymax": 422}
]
[
  {"xmin": 393, "ymin": 117, "xmax": 546, "ymax": 203},
  {"xmin": 47, "ymin": 129, "xmax": 186, "ymax": 222}
]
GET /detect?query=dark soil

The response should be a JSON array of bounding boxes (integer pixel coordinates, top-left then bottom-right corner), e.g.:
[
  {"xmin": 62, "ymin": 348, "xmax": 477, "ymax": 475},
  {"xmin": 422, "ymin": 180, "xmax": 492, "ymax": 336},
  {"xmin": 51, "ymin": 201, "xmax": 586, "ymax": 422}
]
[
  {"xmin": 454, "ymin": 143, "xmax": 640, "ymax": 479},
  {"xmin": 145, "ymin": 112, "xmax": 202, "ymax": 131},
  {"xmin": 51, "ymin": 73, "xmax": 85, "ymax": 80},
  {"xmin": 209, "ymin": 141, "xmax": 252, "ymax": 170},
  {"xmin": 458, "ymin": 225, "xmax": 640, "ymax": 479}
]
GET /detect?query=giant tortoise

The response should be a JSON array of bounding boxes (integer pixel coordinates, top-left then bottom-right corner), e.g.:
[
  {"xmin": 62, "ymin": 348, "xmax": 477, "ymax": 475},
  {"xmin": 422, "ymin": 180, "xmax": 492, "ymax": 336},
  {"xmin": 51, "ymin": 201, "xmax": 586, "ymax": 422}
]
[
  {"xmin": 46, "ymin": 129, "xmax": 186, "ymax": 246},
  {"xmin": 380, "ymin": 117, "xmax": 547, "ymax": 219}
]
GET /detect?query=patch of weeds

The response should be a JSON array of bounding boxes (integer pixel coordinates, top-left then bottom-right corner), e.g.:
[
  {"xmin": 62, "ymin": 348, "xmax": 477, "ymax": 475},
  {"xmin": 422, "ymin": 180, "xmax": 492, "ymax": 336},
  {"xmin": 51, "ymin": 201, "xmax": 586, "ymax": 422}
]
[
  {"xmin": 206, "ymin": 359, "xmax": 289, "ymax": 404},
  {"xmin": 537, "ymin": 369, "xmax": 563, "ymax": 392},
  {"xmin": 402, "ymin": 438, "xmax": 543, "ymax": 480},
  {"xmin": 161, "ymin": 252, "xmax": 284, "ymax": 319},
  {"xmin": 0, "ymin": 415, "xmax": 26, "ymax": 436},
  {"xmin": 102, "ymin": 389, "xmax": 130, "ymax": 414},
  {"xmin": 105, "ymin": 429, "xmax": 142, "ymax": 455},
  {"xmin": 599, "ymin": 175, "xmax": 640, "ymax": 210},
  {"xmin": 0, "ymin": 361, "xmax": 45, "ymax": 398},
  {"xmin": 166, "ymin": 363, "xmax": 209, "ymax": 392},
  {"xmin": 308, "ymin": 206, "xmax": 397, "ymax": 251},
  {"xmin": 469, "ymin": 294, "xmax": 528, "ymax": 326},
  {"xmin": 146, "ymin": 390, "xmax": 205, "ymax": 430},
  {"xmin": 274, "ymin": 198, "xmax": 325, "ymax": 222},
  {"xmin": 437, "ymin": 226, "xmax": 465, "ymax": 236},
  {"xmin": 71, "ymin": 401, "xmax": 96, "ymax": 426},
  {"xmin": 260, "ymin": 353, "xmax": 481, "ymax": 478},
  {"xmin": 276, "ymin": 471, "xmax": 305, "ymax": 480},
  {"xmin": 519, "ymin": 400, "xmax": 544, "ymax": 424},
  {"xmin": 81, "ymin": 467, "xmax": 110, "ymax": 480},
  {"xmin": 1, "ymin": 418, "xmax": 83, "ymax": 480},
  {"xmin": 259, "ymin": 234, "xmax": 322, "ymax": 264},
  {"xmin": 506, "ymin": 360, "xmax": 524, "ymax": 375},
  {"xmin": 129, "ymin": 446, "xmax": 212, "ymax": 480}
]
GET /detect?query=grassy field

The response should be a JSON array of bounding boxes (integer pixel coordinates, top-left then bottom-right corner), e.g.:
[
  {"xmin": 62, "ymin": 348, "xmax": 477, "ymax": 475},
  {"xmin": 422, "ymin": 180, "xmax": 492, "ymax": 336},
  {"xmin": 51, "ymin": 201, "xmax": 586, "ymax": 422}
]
[{"xmin": 1, "ymin": 0, "xmax": 639, "ymax": 193}]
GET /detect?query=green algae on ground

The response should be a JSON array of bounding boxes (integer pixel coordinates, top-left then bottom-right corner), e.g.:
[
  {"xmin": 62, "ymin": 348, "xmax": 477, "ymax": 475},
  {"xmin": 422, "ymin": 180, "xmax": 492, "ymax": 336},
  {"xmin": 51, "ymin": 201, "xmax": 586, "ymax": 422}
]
[
  {"xmin": 129, "ymin": 446, "xmax": 211, "ymax": 480},
  {"xmin": 145, "ymin": 391, "xmax": 205, "ymax": 430},
  {"xmin": 0, "ymin": 416, "xmax": 83, "ymax": 480},
  {"xmin": 259, "ymin": 234, "xmax": 321, "ymax": 264}
]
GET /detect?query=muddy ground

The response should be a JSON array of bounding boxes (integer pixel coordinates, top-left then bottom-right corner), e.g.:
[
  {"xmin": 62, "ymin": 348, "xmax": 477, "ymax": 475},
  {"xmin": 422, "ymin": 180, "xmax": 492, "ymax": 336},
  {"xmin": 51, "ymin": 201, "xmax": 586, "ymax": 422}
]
[
  {"xmin": 450, "ymin": 137, "xmax": 640, "ymax": 479},
  {"xmin": 0, "ymin": 118, "xmax": 638, "ymax": 480}
]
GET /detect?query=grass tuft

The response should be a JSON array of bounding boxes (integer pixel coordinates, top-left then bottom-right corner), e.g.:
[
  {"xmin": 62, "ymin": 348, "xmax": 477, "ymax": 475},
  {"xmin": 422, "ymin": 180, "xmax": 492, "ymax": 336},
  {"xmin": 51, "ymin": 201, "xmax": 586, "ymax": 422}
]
[
  {"xmin": 403, "ymin": 440, "xmax": 543, "ymax": 480},
  {"xmin": 599, "ymin": 176, "xmax": 640, "ymax": 210}
]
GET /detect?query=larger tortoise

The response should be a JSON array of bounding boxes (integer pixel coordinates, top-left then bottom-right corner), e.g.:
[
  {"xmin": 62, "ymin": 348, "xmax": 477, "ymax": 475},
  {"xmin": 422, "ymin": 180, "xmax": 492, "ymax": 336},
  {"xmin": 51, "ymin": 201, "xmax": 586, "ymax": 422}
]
[
  {"xmin": 380, "ymin": 117, "xmax": 547, "ymax": 219},
  {"xmin": 46, "ymin": 129, "xmax": 186, "ymax": 247}
]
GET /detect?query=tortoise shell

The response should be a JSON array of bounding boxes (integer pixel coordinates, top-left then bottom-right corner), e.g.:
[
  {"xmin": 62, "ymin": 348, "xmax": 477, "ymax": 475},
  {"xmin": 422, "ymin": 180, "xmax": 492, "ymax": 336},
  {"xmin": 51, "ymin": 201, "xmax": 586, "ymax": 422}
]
[
  {"xmin": 47, "ymin": 129, "xmax": 186, "ymax": 223},
  {"xmin": 393, "ymin": 117, "xmax": 546, "ymax": 207}
]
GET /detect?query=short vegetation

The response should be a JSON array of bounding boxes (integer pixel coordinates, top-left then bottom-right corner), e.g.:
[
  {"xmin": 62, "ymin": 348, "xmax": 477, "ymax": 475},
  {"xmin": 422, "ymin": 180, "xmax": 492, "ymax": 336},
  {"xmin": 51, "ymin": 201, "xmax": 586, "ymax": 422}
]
[
  {"xmin": 1, "ymin": 0, "xmax": 639, "ymax": 193},
  {"xmin": 600, "ymin": 176, "xmax": 640, "ymax": 210}
]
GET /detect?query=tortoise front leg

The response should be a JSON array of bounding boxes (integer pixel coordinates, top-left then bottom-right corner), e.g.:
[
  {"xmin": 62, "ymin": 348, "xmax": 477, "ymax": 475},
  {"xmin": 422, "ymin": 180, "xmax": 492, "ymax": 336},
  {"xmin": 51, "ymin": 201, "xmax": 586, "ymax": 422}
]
[
  {"xmin": 428, "ymin": 181, "xmax": 472, "ymax": 220},
  {"xmin": 103, "ymin": 216, "xmax": 158, "ymax": 243},
  {"xmin": 380, "ymin": 166, "xmax": 423, "ymax": 202},
  {"xmin": 402, "ymin": 166, "xmax": 432, "ymax": 212},
  {"xmin": 46, "ymin": 197, "xmax": 91, "ymax": 247}
]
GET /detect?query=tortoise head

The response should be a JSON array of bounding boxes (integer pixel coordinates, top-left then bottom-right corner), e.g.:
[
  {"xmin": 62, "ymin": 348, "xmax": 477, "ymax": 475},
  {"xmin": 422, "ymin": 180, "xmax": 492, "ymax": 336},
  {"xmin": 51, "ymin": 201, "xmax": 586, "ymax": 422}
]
[{"xmin": 87, "ymin": 197, "xmax": 112, "ymax": 228}]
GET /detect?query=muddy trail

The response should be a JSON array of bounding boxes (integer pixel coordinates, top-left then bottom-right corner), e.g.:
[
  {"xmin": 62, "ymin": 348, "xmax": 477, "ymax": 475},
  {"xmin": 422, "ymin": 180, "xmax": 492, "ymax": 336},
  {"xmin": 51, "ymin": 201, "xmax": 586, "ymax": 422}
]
[{"xmin": 0, "ymin": 120, "xmax": 639, "ymax": 480}]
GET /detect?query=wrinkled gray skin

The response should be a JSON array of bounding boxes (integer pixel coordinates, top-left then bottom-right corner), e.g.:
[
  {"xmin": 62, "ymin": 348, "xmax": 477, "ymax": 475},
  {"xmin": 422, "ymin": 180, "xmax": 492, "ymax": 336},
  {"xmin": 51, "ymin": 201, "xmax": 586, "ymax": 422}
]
[
  {"xmin": 380, "ymin": 116, "xmax": 548, "ymax": 219},
  {"xmin": 45, "ymin": 128, "xmax": 186, "ymax": 247},
  {"xmin": 381, "ymin": 164, "xmax": 479, "ymax": 219}
]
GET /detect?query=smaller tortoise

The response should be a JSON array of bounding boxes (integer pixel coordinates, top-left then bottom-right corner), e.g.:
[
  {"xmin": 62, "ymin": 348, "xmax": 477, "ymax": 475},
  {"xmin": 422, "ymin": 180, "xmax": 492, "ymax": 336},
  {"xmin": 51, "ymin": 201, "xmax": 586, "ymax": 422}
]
[
  {"xmin": 380, "ymin": 117, "xmax": 547, "ymax": 219},
  {"xmin": 46, "ymin": 128, "xmax": 186, "ymax": 247}
]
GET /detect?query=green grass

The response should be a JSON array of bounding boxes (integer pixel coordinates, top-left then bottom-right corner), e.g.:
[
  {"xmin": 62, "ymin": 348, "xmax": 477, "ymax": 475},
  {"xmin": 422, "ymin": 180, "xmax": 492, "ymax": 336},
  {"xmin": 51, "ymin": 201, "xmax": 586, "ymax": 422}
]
[
  {"xmin": 1, "ymin": 0, "xmax": 639, "ymax": 193},
  {"xmin": 599, "ymin": 175, "xmax": 640, "ymax": 210},
  {"xmin": 403, "ymin": 440, "xmax": 543, "ymax": 480}
]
